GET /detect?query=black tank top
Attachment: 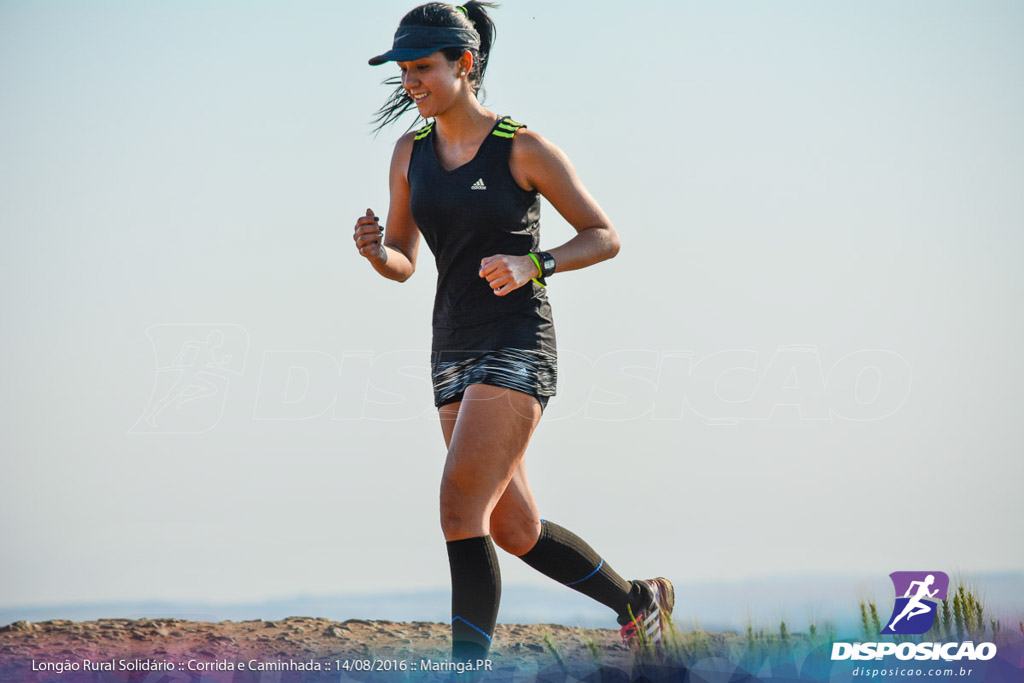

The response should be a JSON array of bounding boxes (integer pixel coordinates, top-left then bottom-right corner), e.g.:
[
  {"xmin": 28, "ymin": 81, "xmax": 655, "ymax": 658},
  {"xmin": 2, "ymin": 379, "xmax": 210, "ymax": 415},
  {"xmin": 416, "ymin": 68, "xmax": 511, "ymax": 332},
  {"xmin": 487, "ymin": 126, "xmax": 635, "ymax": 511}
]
[{"xmin": 408, "ymin": 116, "xmax": 556, "ymax": 359}]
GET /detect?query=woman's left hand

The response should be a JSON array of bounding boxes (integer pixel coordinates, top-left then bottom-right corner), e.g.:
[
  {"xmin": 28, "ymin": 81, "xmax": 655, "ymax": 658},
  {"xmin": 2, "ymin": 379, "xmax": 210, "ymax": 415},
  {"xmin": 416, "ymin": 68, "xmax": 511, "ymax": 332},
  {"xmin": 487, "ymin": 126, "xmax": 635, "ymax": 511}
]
[{"xmin": 479, "ymin": 254, "xmax": 540, "ymax": 296}]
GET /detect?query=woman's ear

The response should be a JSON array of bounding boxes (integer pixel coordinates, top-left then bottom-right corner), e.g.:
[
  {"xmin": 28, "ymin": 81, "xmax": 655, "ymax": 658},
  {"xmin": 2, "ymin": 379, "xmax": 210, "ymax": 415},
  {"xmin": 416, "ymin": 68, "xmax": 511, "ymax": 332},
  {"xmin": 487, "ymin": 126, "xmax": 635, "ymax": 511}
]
[{"xmin": 459, "ymin": 50, "xmax": 474, "ymax": 77}]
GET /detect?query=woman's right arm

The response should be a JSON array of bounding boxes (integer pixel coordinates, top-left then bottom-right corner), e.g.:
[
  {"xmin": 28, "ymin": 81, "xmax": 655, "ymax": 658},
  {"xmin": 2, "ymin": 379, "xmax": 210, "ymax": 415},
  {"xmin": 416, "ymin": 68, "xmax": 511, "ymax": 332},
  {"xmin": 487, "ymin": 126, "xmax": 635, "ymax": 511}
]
[{"xmin": 353, "ymin": 132, "xmax": 420, "ymax": 282}]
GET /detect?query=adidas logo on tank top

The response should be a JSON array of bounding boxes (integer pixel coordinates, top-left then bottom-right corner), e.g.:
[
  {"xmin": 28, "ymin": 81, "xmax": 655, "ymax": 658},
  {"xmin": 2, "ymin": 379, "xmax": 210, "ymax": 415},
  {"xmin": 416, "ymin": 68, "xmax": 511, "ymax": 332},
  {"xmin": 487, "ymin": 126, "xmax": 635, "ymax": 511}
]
[{"xmin": 471, "ymin": 178, "xmax": 487, "ymax": 190}]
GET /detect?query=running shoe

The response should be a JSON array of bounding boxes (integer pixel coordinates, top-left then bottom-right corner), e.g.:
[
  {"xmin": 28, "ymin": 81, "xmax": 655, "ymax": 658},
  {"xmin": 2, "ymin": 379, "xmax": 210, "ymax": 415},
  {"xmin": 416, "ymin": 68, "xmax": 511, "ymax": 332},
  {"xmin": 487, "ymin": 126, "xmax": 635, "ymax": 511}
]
[{"xmin": 620, "ymin": 577, "xmax": 675, "ymax": 649}]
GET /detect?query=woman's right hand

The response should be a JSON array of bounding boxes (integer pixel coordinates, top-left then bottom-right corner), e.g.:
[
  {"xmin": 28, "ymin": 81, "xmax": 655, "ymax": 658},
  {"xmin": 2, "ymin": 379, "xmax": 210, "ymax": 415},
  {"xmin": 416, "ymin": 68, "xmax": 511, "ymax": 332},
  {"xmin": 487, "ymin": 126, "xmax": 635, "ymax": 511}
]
[{"xmin": 353, "ymin": 208, "xmax": 387, "ymax": 263}]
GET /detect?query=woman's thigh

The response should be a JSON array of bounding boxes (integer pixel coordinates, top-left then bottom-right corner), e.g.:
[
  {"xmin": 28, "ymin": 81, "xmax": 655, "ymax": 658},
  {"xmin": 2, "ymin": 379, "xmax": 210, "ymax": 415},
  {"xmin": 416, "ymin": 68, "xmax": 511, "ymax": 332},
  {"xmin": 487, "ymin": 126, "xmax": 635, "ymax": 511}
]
[
  {"xmin": 438, "ymin": 384, "xmax": 543, "ymax": 449},
  {"xmin": 440, "ymin": 399, "xmax": 541, "ymax": 551},
  {"xmin": 437, "ymin": 383, "xmax": 543, "ymax": 535}
]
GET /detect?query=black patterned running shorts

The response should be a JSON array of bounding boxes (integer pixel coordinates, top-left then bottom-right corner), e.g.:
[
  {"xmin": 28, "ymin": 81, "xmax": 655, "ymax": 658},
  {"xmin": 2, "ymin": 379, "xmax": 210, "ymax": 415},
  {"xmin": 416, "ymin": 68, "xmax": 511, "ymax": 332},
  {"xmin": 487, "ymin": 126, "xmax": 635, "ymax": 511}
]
[{"xmin": 431, "ymin": 348, "xmax": 558, "ymax": 412}]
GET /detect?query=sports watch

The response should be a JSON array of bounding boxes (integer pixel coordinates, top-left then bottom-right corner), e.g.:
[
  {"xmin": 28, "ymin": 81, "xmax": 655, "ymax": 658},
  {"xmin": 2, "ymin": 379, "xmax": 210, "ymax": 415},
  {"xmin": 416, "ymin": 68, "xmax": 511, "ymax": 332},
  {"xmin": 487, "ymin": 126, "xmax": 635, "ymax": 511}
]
[
  {"xmin": 538, "ymin": 251, "xmax": 556, "ymax": 278},
  {"xmin": 528, "ymin": 251, "xmax": 556, "ymax": 287}
]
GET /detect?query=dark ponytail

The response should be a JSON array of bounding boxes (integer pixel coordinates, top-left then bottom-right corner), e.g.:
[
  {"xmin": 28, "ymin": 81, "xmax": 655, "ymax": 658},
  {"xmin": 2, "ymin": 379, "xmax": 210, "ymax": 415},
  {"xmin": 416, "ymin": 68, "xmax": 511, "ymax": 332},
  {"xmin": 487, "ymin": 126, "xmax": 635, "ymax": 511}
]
[
  {"xmin": 371, "ymin": 2, "xmax": 499, "ymax": 134},
  {"xmin": 455, "ymin": 2, "xmax": 497, "ymax": 90}
]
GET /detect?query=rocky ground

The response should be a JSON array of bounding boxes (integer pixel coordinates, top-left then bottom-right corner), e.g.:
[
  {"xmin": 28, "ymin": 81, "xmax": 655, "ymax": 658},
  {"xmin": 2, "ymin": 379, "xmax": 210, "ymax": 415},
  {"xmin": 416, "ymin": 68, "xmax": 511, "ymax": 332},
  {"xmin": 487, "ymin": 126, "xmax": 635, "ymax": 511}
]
[{"xmin": 0, "ymin": 617, "xmax": 653, "ymax": 681}]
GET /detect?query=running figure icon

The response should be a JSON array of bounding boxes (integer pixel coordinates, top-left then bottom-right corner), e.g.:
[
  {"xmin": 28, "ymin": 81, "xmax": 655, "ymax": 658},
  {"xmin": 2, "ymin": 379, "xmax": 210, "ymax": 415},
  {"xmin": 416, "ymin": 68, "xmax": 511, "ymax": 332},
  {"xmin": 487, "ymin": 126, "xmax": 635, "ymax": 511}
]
[
  {"xmin": 881, "ymin": 570, "xmax": 949, "ymax": 635},
  {"xmin": 888, "ymin": 574, "xmax": 939, "ymax": 630},
  {"xmin": 131, "ymin": 324, "xmax": 249, "ymax": 434}
]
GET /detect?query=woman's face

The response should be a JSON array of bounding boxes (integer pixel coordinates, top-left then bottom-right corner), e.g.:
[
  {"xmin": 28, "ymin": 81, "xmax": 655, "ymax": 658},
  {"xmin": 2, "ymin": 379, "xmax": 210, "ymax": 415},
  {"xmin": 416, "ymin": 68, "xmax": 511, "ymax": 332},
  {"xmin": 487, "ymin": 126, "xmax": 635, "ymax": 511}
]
[{"xmin": 397, "ymin": 51, "xmax": 469, "ymax": 117}]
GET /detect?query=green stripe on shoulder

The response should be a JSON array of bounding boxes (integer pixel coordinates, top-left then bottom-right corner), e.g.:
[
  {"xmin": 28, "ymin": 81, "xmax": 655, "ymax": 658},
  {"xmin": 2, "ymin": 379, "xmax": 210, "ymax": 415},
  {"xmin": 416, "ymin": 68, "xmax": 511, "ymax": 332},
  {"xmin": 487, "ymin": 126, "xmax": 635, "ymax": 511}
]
[
  {"xmin": 492, "ymin": 116, "xmax": 526, "ymax": 138},
  {"xmin": 413, "ymin": 122, "xmax": 434, "ymax": 140}
]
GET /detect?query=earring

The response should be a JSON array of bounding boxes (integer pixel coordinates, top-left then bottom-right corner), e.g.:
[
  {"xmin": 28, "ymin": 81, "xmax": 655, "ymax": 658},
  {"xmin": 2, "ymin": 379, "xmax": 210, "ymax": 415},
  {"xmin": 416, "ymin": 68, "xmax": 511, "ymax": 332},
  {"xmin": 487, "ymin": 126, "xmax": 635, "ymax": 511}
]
[{"xmin": 460, "ymin": 71, "xmax": 466, "ymax": 76}]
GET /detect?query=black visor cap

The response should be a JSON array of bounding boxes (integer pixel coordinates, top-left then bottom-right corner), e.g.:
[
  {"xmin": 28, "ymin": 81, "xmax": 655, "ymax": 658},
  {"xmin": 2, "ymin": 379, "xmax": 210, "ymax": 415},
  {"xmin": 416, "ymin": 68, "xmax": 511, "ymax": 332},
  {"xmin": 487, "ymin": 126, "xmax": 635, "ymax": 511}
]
[{"xmin": 368, "ymin": 25, "xmax": 480, "ymax": 66}]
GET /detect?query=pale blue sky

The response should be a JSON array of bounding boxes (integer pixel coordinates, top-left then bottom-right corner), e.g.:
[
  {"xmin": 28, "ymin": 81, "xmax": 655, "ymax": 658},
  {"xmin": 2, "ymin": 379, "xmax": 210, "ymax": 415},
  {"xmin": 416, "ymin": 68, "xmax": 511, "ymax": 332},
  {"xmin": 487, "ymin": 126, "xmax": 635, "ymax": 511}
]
[{"xmin": 1, "ymin": 0, "xmax": 1022, "ymax": 617}]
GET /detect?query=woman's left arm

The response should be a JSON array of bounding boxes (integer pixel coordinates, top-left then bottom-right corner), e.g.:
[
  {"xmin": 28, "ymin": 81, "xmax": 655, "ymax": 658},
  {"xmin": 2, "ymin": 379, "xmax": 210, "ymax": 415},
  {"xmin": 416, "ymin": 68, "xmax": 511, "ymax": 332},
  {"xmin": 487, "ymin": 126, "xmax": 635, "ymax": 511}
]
[
  {"xmin": 479, "ymin": 129, "xmax": 620, "ymax": 296},
  {"xmin": 513, "ymin": 128, "xmax": 621, "ymax": 271}
]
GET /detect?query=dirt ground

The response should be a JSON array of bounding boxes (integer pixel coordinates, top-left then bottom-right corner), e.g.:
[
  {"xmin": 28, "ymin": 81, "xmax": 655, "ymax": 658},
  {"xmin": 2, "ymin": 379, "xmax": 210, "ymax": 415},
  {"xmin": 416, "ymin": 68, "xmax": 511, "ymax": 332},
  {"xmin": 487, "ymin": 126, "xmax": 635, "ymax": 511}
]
[{"xmin": 0, "ymin": 616, "xmax": 656, "ymax": 682}]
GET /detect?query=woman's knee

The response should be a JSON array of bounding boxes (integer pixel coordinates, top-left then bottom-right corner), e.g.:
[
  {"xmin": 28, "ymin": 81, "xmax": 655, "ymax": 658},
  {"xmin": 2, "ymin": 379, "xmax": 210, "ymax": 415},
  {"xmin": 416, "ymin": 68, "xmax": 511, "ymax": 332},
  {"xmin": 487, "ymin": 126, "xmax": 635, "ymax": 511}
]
[
  {"xmin": 490, "ymin": 508, "xmax": 541, "ymax": 556},
  {"xmin": 439, "ymin": 474, "xmax": 486, "ymax": 537}
]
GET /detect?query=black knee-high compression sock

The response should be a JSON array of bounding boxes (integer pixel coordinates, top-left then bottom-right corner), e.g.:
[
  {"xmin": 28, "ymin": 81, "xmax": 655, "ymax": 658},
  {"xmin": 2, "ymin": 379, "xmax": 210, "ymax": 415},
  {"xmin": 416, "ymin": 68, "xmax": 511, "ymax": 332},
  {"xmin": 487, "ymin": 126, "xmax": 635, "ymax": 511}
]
[
  {"xmin": 446, "ymin": 535, "xmax": 501, "ymax": 662},
  {"xmin": 518, "ymin": 520, "xmax": 651, "ymax": 625}
]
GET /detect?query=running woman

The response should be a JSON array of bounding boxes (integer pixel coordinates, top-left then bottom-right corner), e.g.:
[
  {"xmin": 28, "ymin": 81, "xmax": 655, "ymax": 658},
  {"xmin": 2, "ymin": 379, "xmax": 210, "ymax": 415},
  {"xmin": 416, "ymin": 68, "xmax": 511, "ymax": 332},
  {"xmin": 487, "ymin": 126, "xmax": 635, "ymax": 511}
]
[{"xmin": 352, "ymin": 2, "xmax": 674, "ymax": 663}]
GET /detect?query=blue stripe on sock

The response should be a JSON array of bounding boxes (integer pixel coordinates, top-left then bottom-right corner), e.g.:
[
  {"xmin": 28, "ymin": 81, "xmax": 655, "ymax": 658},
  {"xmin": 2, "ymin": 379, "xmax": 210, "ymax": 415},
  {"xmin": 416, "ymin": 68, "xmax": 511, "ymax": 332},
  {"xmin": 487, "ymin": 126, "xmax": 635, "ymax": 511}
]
[
  {"xmin": 565, "ymin": 558, "xmax": 603, "ymax": 586},
  {"xmin": 451, "ymin": 616, "xmax": 492, "ymax": 642}
]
